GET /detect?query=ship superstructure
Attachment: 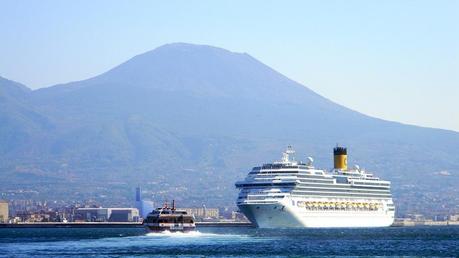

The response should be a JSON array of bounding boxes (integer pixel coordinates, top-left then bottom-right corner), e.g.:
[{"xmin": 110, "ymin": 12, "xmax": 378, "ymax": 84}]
[{"xmin": 235, "ymin": 146, "xmax": 395, "ymax": 228}]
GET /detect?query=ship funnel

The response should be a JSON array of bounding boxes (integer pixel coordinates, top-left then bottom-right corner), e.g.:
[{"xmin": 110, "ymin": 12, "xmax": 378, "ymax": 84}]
[
  {"xmin": 333, "ymin": 146, "xmax": 348, "ymax": 170},
  {"xmin": 172, "ymin": 200, "xmax": 176, "ymax": 210}
]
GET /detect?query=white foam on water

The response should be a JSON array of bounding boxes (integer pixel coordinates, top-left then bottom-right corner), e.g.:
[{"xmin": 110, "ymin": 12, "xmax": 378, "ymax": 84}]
[
  {"xmin": 142, "ymin": 230, "xmax": 261, "ymax": 244},
  {"xmin": 145, "ymin": 230, "xmax": 221, "ymax": 238}
]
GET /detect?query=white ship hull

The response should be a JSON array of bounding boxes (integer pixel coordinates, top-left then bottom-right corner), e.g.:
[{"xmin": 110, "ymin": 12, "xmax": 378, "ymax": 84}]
[{"xmin": 239, "ymin": 199, "xmax": 394, "ymax": 228}]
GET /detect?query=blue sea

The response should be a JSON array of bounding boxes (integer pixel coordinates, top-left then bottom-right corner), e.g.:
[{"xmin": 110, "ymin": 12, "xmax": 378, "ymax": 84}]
[{"xmin": 0, "ymin": 226, "xmax": 458, "ymax": 257}]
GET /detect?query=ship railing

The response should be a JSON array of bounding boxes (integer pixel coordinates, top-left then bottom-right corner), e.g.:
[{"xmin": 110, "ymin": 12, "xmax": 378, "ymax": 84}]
[{"xmin": 246, "ymin": 195, "xmax": 284, "ymax": 200}]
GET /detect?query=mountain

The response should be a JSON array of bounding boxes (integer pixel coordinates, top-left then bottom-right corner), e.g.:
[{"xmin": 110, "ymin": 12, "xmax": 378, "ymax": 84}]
[
  {"xmin": 1, "ymin": 43, "xmax": 458, "ymax": 216},
  {"xmin": 0, "ymin": 77, "xmax": 52, "ymax": 155}
]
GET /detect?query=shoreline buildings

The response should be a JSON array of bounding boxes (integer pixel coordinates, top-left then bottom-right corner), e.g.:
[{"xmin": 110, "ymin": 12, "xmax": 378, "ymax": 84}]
[
  {"xmin": 0, "ymin": 200, "xmax": 8, "ymax": 223},
  {"xmin": 74, "ymin": 207, "xmax": 139, "ymax": 222}
]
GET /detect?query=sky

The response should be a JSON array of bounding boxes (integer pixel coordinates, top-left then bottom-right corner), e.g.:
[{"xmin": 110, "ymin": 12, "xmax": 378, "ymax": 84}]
[{"xmin": 0, "ymin": 0, "xmax": 458, "ymax": 132}]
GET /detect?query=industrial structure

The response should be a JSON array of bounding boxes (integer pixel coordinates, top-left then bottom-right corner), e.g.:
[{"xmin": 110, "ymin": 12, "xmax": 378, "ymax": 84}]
[{"xmin": 74, "ymin": 207, "xmax": 139, "ymax": 222}]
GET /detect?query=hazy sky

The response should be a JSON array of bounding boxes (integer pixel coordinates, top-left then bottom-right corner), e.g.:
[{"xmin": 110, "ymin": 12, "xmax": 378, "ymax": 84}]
[{"xmin": 1, "ymin": 0, "xmax": 458, "ymax": 132}]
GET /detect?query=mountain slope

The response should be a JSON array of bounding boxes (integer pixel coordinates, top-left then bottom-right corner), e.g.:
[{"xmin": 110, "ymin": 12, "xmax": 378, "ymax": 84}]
[
  {"xmin": 1, "ymin": 43, "xmax": 458, "ymax": 215},
  {"xmin": 0, "ymin": 76, "xmax": 52, "ymax": 155}
]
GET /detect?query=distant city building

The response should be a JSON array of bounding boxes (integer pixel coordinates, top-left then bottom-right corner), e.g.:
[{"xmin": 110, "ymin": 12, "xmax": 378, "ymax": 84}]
[
  {"xmin": 74, "ymin": 208, "xmax": 108, "ymax": 222},
  {"xmin": 109, "ymin": 208, "xmax": 139, "ymax": 222},
  {"xmin": 135, "ymin": 187, "xmax": 142, "ymax": 217},
  {"xmin": 135, "ymin": 187, "xmax": 142, "ymax": 203},
  {"xmin": 393, "ymin": 218, "xmax": 415, "ymax": 227},
  {"xmin": 74, "ymin": 208, "xmax": 139, "ymax": 222},
  {"xmin": 411, "ymin": 214, "xmax": 425, "ymax": 222},
  {"xmin": 134, "ymin": 187, "xmax": 155, "ymax": 218},
  {"xmin": 183, "ymin": 207, "xmax": 219, "ymax": 219},
  {"xmin": 0, "ymin": 200, "xmax": 8, "ymax": 223}
]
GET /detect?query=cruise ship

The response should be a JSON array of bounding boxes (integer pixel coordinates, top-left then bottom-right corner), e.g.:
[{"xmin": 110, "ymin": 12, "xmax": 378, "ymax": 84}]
[{"xmin": 235, "ymin": 146, "xmax": 395, "ymax": 228}]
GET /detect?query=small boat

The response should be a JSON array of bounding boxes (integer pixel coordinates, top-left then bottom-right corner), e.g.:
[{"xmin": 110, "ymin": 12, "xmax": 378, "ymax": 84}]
[{"xmin": 143, "ymin": 200, "xmax": 196, "ymax": 232}]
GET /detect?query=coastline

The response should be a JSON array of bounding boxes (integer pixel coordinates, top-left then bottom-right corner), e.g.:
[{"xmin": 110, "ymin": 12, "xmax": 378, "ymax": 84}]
[
  {"xmin": 0, "ymin": 221, "xmax": 253, "ymax": 228},
  {"xmin": 1, "ymin": 221, "xmax": 458, "ymax": 228}
]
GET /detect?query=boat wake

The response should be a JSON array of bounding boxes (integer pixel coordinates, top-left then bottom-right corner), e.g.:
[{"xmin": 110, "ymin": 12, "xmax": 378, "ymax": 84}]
[{"xmin": 145, "ymin": 230, "xmax": 219, "ymax": 238}]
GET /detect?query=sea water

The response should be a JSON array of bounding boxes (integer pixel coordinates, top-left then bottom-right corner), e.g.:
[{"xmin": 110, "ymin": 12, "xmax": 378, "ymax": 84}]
[{"xmin": 0, "ymin": 226, "xmax": 458, "ymax": 257}]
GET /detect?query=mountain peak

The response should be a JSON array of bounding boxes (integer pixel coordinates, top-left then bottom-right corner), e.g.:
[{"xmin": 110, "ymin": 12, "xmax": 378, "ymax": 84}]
[
  {"xmin": 77, "ymin": 42, "xmax": 310, "ymax": 101},
  {"xmin": 0, "ymin": 76, "xmax": 31, "ymax": 101},
  {"xmin": 126, "ymin": 43, "xmax": 245, "ymax": 64},
  {"xmin": 34, "ymin": 42, "xmax": 322, "ymax": 106},
  {"xmin": 127, "ymin": 42, "xmax": 250, "ymax": 67},
  {"xmin": 0, "ymin": 76, "xmax": 30, "ymax": 92},
  {"xmin": 155, "ymin": 42, "xmax": 232, "ymax": 51}
]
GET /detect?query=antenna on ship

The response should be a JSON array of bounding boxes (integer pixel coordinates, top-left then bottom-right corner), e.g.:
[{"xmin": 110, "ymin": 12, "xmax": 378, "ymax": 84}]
[
  {"xmin": 286, "ymin": 145, "xmax": 295, "ymax": 155},
  {"xmin": 282, "ymin": 145, "xmax": 295, "ymax": 163},
  {"xmin": 306, "ymin": 156, "xmax": 314, "ymax": 166}
]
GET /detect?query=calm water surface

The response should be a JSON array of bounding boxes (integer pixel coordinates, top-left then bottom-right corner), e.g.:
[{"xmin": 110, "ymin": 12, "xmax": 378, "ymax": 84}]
[{"xmin": 0, "ymin": 226, "xmax": 458, "ymax": 257}]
